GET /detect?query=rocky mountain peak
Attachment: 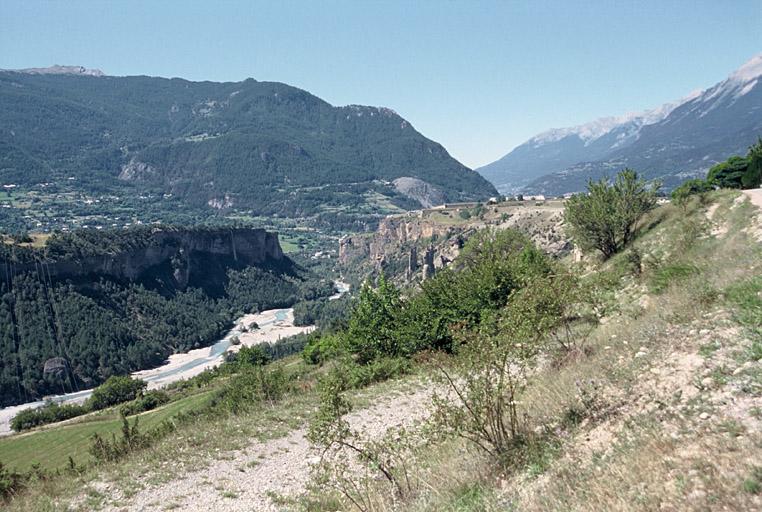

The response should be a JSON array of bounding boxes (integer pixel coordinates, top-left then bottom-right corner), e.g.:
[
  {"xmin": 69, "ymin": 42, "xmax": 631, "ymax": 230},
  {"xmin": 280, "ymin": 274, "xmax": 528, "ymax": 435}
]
[
  {"xmin": 729, "ymin": 53, "xmax": 762, "ymax": 83},
  {"xmin": 14, "ymin": 65, "xmax": 105, "ymax": 77}
]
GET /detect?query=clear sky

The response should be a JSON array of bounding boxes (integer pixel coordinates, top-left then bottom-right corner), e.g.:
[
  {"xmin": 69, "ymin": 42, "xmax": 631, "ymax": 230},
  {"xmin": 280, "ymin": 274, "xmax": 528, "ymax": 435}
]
[{"xmin": 1, "ymin": 0, "xmax": 760, "ymax": 168}]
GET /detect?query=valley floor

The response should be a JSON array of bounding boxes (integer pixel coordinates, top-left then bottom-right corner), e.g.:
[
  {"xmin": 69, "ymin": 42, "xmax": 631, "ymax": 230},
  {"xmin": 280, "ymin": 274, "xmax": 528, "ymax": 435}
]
[{"xmin": 4, "ymin": 190, "xmax": 762, "ymax": 511}]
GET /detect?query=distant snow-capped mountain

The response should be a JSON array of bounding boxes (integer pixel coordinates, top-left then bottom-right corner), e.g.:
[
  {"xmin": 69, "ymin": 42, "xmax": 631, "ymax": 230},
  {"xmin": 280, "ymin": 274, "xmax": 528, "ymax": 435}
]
[
  {"xmin": 10, "ymin": 65, "xmax": 105, "ymax": 77},
  {"xmin": 478, "ymin": 54, "xmax": 762, "ymax": 195}
]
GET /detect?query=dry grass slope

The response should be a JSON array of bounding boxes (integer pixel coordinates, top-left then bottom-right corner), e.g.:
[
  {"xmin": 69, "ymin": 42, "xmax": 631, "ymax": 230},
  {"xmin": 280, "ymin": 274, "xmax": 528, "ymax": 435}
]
[
  {"xmin": 3, "ymin": 190, "xmax": 761, "ymax": 512},
  {"xmin": 303, "ymin": 190, "xmax": 762, "ymax": 511}
]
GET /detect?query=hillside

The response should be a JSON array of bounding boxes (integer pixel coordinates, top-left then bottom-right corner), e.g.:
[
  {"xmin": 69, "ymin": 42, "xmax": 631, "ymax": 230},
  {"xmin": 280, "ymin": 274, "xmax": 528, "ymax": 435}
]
[
  {"xmin": 338, "ymin": 198, "xmax": 570, "ymax": 285},
  {"xmin": 0, "ymin": 68, "xmax": 496, "ymax": 230},
  {"xmin": 1, "ymin": 188, "xmax": 760, "ymax": 511},
  {"xmin": 0, "ymin": 226, "xmax": 332, "ymax": 407},
  {"xmin": 479, "ymin": 54, "xmax": 762, "ymax": 195}
]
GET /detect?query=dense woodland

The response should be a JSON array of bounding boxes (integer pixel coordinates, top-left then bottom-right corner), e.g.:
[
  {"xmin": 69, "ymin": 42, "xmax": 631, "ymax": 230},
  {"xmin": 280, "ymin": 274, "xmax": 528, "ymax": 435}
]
[
  {"xmin": 0, "ymin": 228, "xmax": 332, "ymax": 407},
  {"xmin": 0, "ymin": 71, "xmax": 495, "ymax": 222}
]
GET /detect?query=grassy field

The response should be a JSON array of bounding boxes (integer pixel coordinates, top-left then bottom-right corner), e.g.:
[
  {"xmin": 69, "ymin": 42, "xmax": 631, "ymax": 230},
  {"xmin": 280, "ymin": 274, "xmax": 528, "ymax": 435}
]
[
  {"xmin": 0, "ymin": 391, "xmax": 214, "ymax": 472},
  {"xmin": 278, "ymin": 237, "xmax": 301, "ymax": 253}
]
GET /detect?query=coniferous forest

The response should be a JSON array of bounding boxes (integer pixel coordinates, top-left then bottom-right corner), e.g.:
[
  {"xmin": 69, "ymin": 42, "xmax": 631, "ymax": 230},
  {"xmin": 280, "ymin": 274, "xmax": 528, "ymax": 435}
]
[{"xmin": 0, "ymin": 227, "xmax": 332, "ymax": 407}]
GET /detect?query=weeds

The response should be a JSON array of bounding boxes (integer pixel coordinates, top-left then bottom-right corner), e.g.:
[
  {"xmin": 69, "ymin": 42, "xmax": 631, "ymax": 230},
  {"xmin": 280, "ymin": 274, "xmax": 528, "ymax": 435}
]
[
  {"xmin": 308, "ymin": 371, "xmax": 418, "ymax": 511},
  {"xmin": 649, "ymin": 262, "xmax": 700, "ymax": 294},
  {"xmin": 743, "ymin": 467, "xmax": 762, "ymax": 495},
  {"xmin": 0, "ymin": 462, "xmax": 25, "ymax": 501}
]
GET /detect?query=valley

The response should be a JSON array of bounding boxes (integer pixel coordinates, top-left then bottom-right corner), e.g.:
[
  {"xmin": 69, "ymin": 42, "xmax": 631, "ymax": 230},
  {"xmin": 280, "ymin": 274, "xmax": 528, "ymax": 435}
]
[
  {"xmin": 0, "ymin": 69, "xmax": 496, "ymax": 234},
  {"xmin": 0, "ymin": 11, "xmax": 760, "ymax": 511},
  {"xmin": 0, "ymin": 281, "xmax": 349, "ymax": 435},
  {"xmin": 0, "ymin": 186, "xmax": 759, "ymax": 511},
  {"xmin": 0, "ymin": 225, "xmax": 337, "ymax": 408},
  {"xmin": 478, "ymin": 54, "xmax": 762, "ymax": 196}
]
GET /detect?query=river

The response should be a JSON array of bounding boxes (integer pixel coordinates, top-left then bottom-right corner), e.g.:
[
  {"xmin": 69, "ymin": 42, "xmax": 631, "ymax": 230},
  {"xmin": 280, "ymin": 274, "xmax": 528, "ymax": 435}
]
[{"xmin": 0, "ymin": 280, "xmax": 350, "ymax": 436}]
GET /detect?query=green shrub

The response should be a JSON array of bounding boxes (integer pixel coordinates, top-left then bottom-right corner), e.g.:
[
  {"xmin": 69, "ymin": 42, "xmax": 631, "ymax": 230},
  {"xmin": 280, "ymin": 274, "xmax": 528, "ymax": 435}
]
[
  {"xmin": 741, "ymin": 139, "xmax": 762, "ymax": 189},
  {"xmin": 0, "ymin": 461, "xmax": 25, "ymax": 500},
  {"xmin": 670, "ymin": 179, "xmax": 713, "ymax": 208},
  {"xmin": 88, "ymin": 376, "xmax": 147, "ymax": 411},
  {"xmin": 344, "ymin": 357, "xmax": 410, "ymax": 389},
  {"xmin": 565, "ymin": 169, "xmax": 659, "ymax": 258},
  {"xmin": 307, "ymin": 370, "xmax": 417, "ymax": 506},
  {"xmin": 119, "ymin": 390, "xmax": 170, "ymax": 417},
  {"xmin": 232, "ymin": 345, "xmax": 271, "ymax": 367},
  {"xmin": 212, "ymin": 366, "xmax": 288, "ymax": 414},
  {"xmin": 334, "ymin": 229, "xmax": 553, "ymax": 367},
  {"xmin": 649, "ymin": 262, "xmax": 700, "ymax": 293},
  {"xmin": 345, "ymin": 273, "xmax": 402, "ymax": 364},
  {"xmin": 707, "ymin": 156, "xmax": 750, "ymax": 188},
  {"xmin": 10, "ymin": 402, "xmax": 89, "ymax": 432},
  {"xmin": 394, "ymin": 229, "xmax": 553, "ymax": 356},
  {"xmin": 303, "ymin": 333, "xmax": 347, "ymax": 364},
  {"xmin": 431, "ymin": 302, "xmax": 545, "ymax": 463},
  {"xmin": 89, "ymin": 415, "xmax": 147, "ymax": 463}
]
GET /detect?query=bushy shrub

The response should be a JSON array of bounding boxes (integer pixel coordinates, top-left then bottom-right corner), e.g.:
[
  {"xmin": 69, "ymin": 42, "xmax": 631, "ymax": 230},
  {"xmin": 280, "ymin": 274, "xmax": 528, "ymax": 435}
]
[
  {"xmin": 88, "ymin": 376, "xmax": 147, "ymax": 411},
  {"xmin": 564, "ymin": 169, "xmax": 659, "ymax": 258},
  {"xmin": 307, "ymin": 371, "xmax": 417, "ymax": 507},
  {"xmin": 707, "ymin": 156, "xmax": 750, "ymax": 188},
  {"xmin": 742, "ymin": 139, "xmax": 762, "ymax": 189},
  {"xmin": 303, "ymin": 333, "xmax": 347, "ymax": 364},
  {"xmin": 313, "ymin": 229, "xmax": 553, "ymax": 369},
  {"xmin": 212, "ymin": 366, "xmax": 288, "ymax": 414},
  {"xmin": 430, "ymin": 269, "xmax": 582, "ymax": 466},
  {"xmin": 345, "ymin": 274, "xmax": 402, "ymax": 364},
  {"xmin": 232, "ymin": 345, "xmax": 271, "ymax": 367},
  {"xmin": 704, "ymin": 140, "xmax": 762, "ymax": 190},
  {"xmin": 671, "ymin": 178, "xmax": 713, "ymax": 208},
  {"xmin": 119, "ymin": 390, "xmax": 170, "ymax": 417},
  {"xmin": 10, "ymin": 402, "xmax": 89, "ymax": 432},
  {"xmin": 89, "ymin": 415, "xmax": 147, "ymax": 463},
  {"xmin": 395, "ymin": 229, "xmax": 552, "ymax": 355},
  {"xmin": 293, "ymin": 296, "xmax": 352, "ymax": 329},
  {"xmin": 344, "ymin": 357, "xmax": 411, "ymax": 389},
  {"xmin": 0, "ymin": 462, "xmax": 24, "ymax": 500},
  {"xmin": 432, "ymin": 312, "xmax": 540, "ymax": 463}
]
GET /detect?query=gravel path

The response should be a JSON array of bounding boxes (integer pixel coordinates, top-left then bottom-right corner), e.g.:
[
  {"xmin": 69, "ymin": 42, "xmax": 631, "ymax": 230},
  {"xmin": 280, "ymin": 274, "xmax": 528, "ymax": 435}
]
[
  {"xmin": 744, "ymin": 188, "xmax": 762, "ymax": 209},
  {"xmin": 104, "ymin": 382, "xmax": 434, "ymax": 511},
  {"xmin": 743, "ymin": 188, "xmax": 762, "ymax": 241}
]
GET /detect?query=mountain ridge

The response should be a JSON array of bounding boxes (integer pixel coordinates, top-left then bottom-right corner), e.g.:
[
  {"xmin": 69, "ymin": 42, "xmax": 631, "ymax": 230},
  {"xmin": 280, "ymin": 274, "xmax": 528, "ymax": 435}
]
[
  {"xmin": 6, "ymin": 65, "xmax": 106, "ymax": 77},
  {"xmin": 0, "ymin": 70, "xmax": 495, "ymax": 227},
  {"xmin": 478, "ymin": 53, "xmax": 762, "ymax": 195}
]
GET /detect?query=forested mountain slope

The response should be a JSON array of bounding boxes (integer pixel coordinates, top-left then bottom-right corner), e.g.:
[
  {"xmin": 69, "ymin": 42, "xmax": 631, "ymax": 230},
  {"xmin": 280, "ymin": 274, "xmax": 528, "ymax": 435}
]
[
  {"xmin": 0, "ymin": 69, "xmax": 495, "ymax": 218},
  {"xmin": 0, "ymin": 226, "xmax": 330, "ymax": 407}
]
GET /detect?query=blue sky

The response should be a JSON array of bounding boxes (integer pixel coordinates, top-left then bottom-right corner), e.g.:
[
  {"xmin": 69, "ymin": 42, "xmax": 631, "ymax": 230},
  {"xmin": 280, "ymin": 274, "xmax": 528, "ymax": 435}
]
[{"xmin": 1, "ymin": 0, "xmax": 760, "ymax": 168}]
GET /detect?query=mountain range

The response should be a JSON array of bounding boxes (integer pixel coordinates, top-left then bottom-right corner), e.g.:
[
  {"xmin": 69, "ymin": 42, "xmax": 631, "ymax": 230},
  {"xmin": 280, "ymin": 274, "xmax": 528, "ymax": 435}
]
[
  {"xmin": 478, "ymin": 54, "xmax": 762, "ymax": 195},
  {"xmin": 0, "ymin": 68, "xmax": 496, "ymax": 222}
]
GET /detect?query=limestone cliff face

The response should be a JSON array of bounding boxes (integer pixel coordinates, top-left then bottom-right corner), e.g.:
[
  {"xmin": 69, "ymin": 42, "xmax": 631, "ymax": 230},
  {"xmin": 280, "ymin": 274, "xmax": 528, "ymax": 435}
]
[
  {"xmin": 8, "ymin": 228, "xmax": 284, "ymax": 289},
  {"xmin": 339, "ymin": 201, "xmax": 571, "ymax": 283},
  {"xmin": 339, "ymin": 215, "xmax": 458, "ymax": 268}
]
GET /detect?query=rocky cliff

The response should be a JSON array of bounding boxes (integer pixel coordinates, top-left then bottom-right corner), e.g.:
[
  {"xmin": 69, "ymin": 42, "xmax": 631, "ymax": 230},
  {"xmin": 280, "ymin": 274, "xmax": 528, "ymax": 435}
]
[
  {"xmin": 339, "ymin": 200, "xmax": 571, "ymax": 283},
  {"xmin": 2, "ymin": 227, "xmax": 287, "ymax": 295}
]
